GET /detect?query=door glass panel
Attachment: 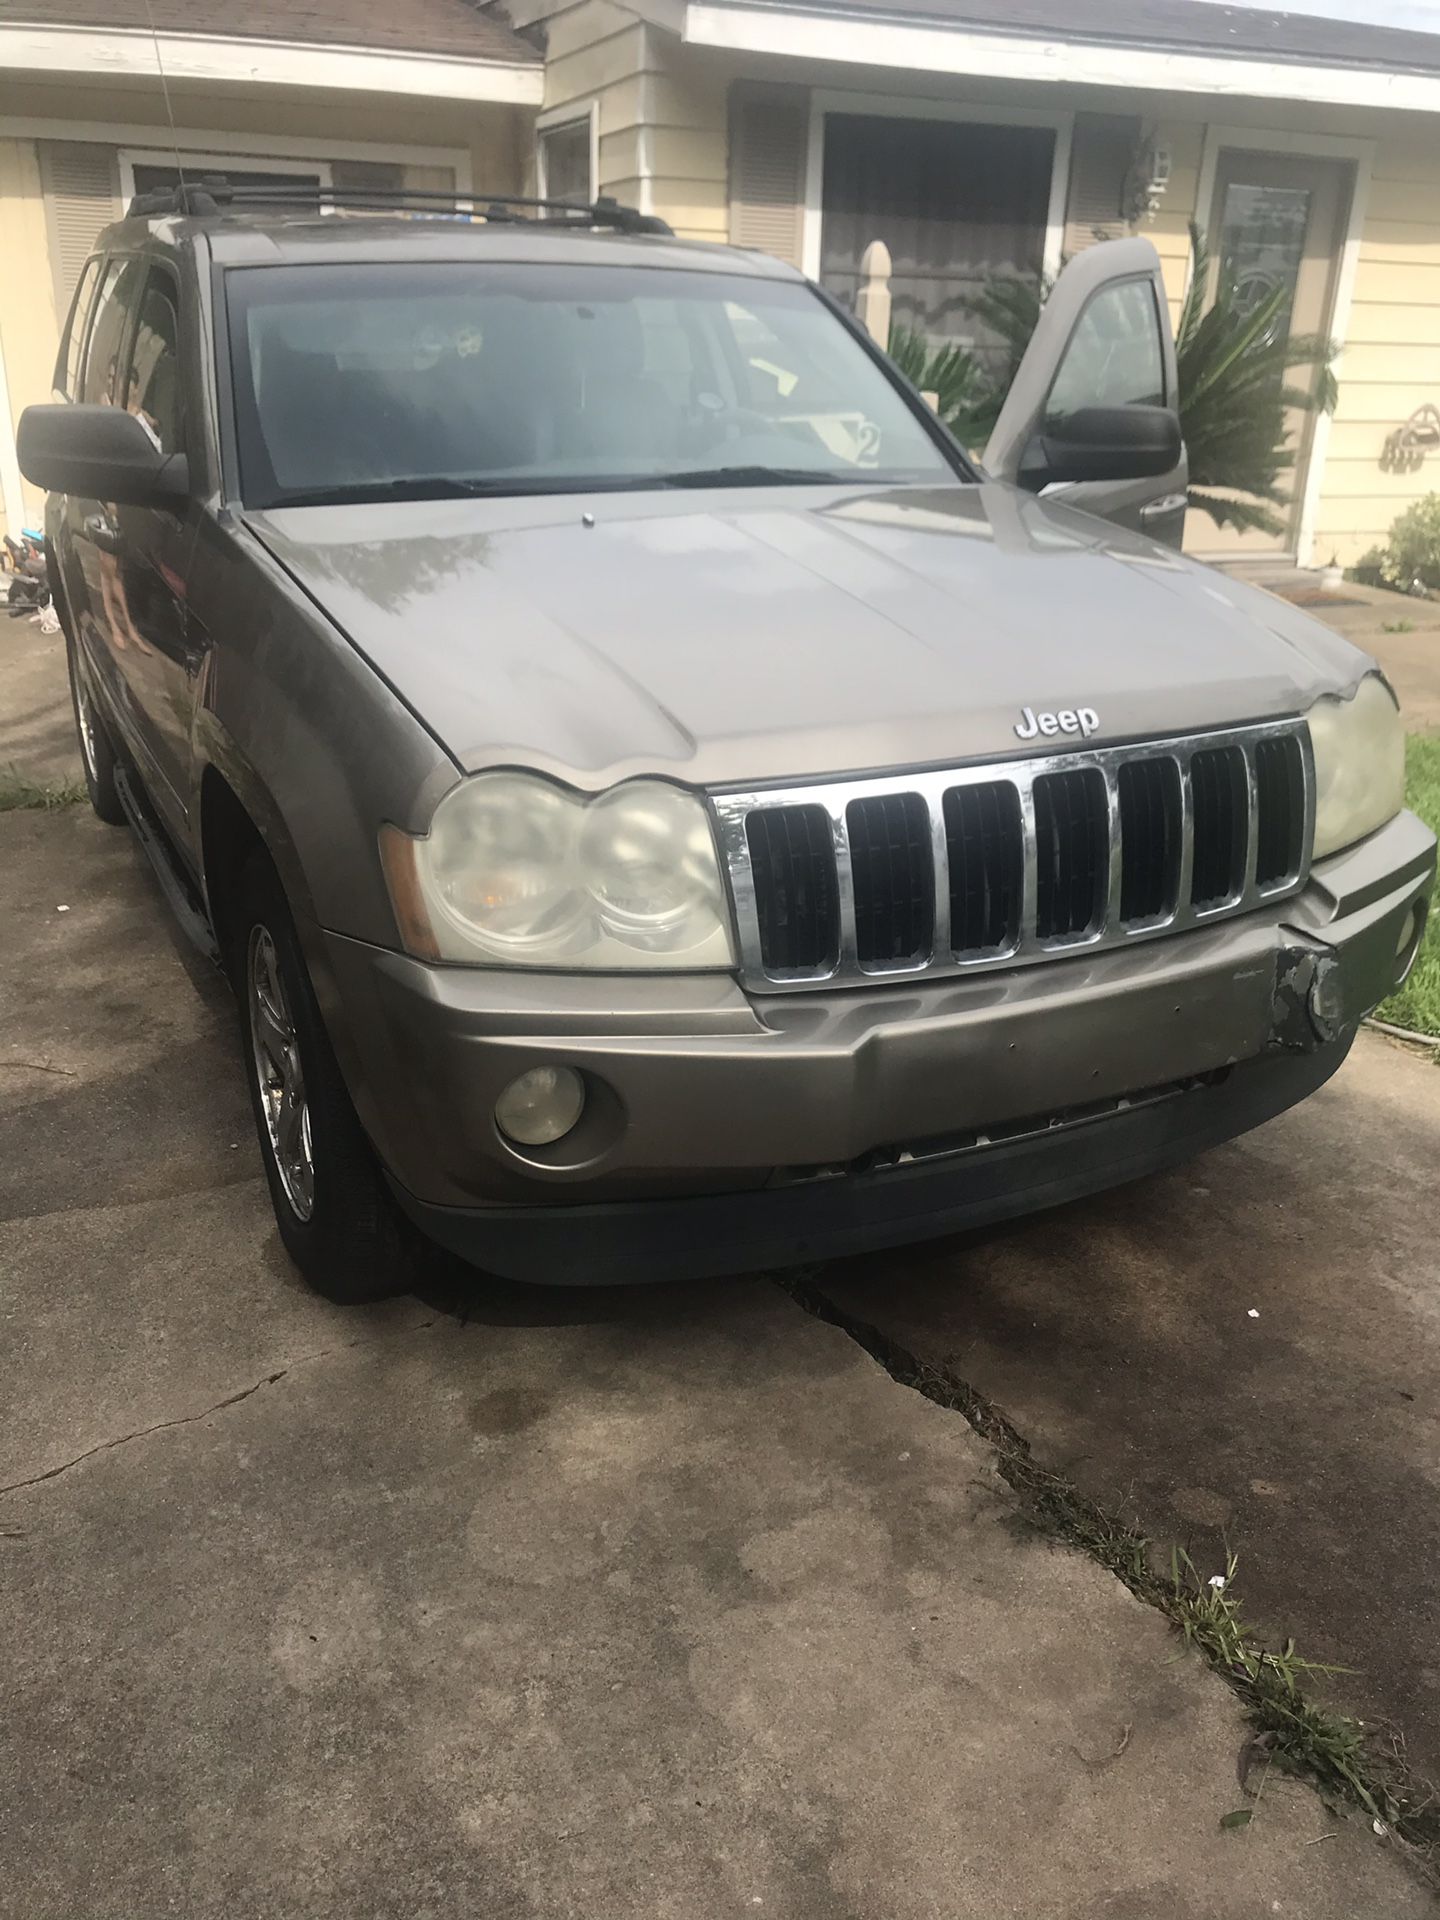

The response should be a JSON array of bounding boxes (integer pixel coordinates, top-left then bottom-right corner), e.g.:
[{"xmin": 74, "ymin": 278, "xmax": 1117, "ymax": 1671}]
[
  {"xmin": 55, "ymin": 255, "xmax": 101, "ymax": 400},
  {"xmin": 80, "ymin": 257, "xmax": 145, "ymax": 406},
  {"xmin": 1044, "ymin": 278, "xmax": 1165, "ymax": 424},
  {"xmin": 1217, "ymin": 181, "xmax": 1311, "ymax": 341},
  {"xmin": 125, "ymin": 277, "xmax": 183, "ymax": 456}
]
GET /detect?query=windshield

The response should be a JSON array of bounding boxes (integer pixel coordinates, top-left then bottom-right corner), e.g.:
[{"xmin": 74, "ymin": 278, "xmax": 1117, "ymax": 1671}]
[{"xmin": 225, "ymin": 260, "xmax": 961, "ymax": 507}]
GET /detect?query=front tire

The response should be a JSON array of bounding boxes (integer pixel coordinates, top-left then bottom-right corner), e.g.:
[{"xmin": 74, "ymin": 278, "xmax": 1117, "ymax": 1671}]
[
  {"xmin": 229, "ymin": 851, "xmax": 416, "ymax": 1304},
  {"xmin": 66, "ymin": 639, "xmax": 126, "ymax": 827}
]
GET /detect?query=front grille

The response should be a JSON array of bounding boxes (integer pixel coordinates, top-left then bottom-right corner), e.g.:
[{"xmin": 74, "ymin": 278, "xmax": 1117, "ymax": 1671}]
[
  {"xmin": 1189, "ymin": 746, "xmax": 1248, "ymax": 908},
  {"xmin": 1118, "ymin": 756, "xmax": 1182, "ymax": 922},
  {"xmin": 713, "ymin": 718, "xmax": 1314, "ymax": 991},
  {"xmin": 1254, "ymin": 734, "xmax": 1307, "ymax": 887},
  {"xmin": 746, "ymin": 804, "xmax": 839, "ymax": 974},
  {"xmin": 847, "ymin": 793, "xmax": 933, "ymax": 966},
  {"xmin": 1033, "ymin": 768, "xmax": 1108, "ymax": 939},
  {"xmin": 944, "ymin": 781, "xmax": 1023, "ymax": 953}
]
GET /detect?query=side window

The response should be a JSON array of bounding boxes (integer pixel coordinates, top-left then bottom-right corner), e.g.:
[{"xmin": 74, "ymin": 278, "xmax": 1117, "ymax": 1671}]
[
  {"xmin": 124, "ymin": 273, "xmax": 184, "ymax": 456},
  {"xmin": 53, "ymin": 257, "xmax": 101, "ymax": 401},
  {"xmin": 80, "ymin": 257, "xmax": 145, "ymax": 406},
  {"xmin": 1043, "ymin": 278, "xmax": 1166, "ymax": 424}
]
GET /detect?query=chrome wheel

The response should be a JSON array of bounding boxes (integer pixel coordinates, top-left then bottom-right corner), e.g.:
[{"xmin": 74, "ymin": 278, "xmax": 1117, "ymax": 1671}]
[
  {"xmin": 76, "ymin": 678, "xmax": 101, "ymax": 784},
  {"xmin": 247, "ymin": 925, "xmax": 315, "ymax": 1221}
]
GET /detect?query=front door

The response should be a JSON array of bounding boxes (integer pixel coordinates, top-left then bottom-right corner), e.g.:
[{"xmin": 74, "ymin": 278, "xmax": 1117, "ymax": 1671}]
[
  {"xmin": 1188, "ymin": 150, "xmax": 1352, "ymax": 560},
  {"xmin": 982, "ymin": 236, "xmax": 1189, "ymax": 547}
]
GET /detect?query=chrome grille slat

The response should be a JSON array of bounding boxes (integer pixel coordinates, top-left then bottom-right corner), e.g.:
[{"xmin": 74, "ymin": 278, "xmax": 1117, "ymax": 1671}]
[{"xmin": 710, "ymin": 718, "xmax": 1315, "ymax": 994}]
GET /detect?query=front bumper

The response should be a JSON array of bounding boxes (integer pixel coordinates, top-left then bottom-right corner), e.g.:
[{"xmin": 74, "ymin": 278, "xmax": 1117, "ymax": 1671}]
[{"xmin": 317, "ymin": 809, "xmax": 1434, "ymax": 1282}]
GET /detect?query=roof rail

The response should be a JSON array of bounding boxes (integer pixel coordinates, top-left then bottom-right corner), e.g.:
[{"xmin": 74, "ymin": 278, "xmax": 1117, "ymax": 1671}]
[{"xmin": 124, "ymin": 177, "xmax": 674, "ymax": 236}]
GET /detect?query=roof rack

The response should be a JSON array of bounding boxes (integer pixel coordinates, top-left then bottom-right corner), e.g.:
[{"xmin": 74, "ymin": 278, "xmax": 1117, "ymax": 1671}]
[{"xmin": 125, "ymin": 177, "xmax": 674, "ymax": 236}]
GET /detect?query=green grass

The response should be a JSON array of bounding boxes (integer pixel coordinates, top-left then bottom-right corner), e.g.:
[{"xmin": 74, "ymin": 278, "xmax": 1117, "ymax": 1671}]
[
  {"xmin": 779, "ymin": 1270, "xmax": 1440, "ymax": 1870},
  {"xmin": 1383, "ymin": 619, "xmax": 1417, "ymax": 635},
  {"xmin": 0, "ymin": 766, "xmax": 85, "ymax": 812},
  {"xmin": 1377, "ymin": 731, "xmax": 1440, "ymax": 1040}
]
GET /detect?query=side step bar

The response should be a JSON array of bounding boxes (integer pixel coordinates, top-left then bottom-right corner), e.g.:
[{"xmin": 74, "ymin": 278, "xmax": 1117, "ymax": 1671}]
[{"xmin": 114, "ymin": 764, "xmax": 221, "ymax": 966}]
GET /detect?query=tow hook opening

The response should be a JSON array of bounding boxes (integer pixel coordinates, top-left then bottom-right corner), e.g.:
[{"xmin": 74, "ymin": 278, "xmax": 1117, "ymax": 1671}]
[{"xmin": 1272, "ymin": 948, "xmax": 1344, "ymax": 1052}]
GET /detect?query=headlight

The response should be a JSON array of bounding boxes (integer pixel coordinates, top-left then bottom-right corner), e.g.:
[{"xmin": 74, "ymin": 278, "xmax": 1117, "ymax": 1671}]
[
  {"xmin": 380, "ymin": 772, "xmax": 736, "ymax": 970},
  {"xmin": 1308, "ymin": 674, "xmax": 1405, "ymax": 861}
]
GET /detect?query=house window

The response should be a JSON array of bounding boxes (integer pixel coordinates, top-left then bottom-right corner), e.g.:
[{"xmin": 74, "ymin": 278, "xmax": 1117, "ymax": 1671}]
[
  {"xmin": 539, "ymin": 116, "xmax": 593, "ymax": 205},
  {"xmin": 820, "ymin": 114, "xmax": 1056, "ymax": 369}
]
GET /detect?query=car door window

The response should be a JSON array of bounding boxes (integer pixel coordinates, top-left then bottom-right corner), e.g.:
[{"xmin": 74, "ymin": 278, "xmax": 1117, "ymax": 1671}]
[
  {"xmin": 124, "ymin": 274, "xmax": 183, "ymax": 455},
  {"xmin": 53, "ymin": 256, "xmax": 101, "ymax": 401},
  {"xmin": 80, "ymin": 257, "xmax": 145, "ymax": 407},
  {"xmin": 1043, "ymin": 277, "xmax": 1166, "ymax": 424}
]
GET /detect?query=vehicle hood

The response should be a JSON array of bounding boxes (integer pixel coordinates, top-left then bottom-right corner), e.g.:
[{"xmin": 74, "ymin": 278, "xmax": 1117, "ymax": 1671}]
[{"xmin": 246, "ymin": 482, "xmax": 1374, "ymax": 790}]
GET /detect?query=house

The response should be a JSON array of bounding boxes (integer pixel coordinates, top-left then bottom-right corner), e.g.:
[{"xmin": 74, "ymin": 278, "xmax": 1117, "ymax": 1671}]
[
  {"xmin": 510, "ymin": 0, "xmax": 1440, "ymax": 568},
  {"xmin": 0, "ymin": 0, "xmax": 542, "ymax": 538},
  {"xmin": 4, "ymin": 0, "xmax": 1440, "ymax": 570}
]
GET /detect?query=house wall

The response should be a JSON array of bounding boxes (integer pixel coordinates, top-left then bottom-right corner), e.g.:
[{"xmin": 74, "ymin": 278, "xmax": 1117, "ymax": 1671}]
[
  {"xmin": 524, "ymin": 0, "xmax": 731, "ymax": 240},
  {"xmin": 515, "ymin": 8, "xmax": 1440, "ymax": 568},
  {"xmin": 0, "ymin": 75, "xmax": 531, "ymax": 532}
]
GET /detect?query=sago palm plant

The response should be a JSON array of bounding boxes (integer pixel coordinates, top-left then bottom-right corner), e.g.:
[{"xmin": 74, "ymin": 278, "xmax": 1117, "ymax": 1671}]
[
  {"xmin": 888, "ymin": 224, "xmax": 1340, "ymax": 535},
  {"xmin": 1177, "ymin": 220, "xmax": 1340, "ymax": 535}
]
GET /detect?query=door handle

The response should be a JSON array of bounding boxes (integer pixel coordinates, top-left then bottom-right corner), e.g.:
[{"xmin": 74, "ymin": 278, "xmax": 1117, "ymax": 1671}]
[{"xmin": 1141, "ymin": 493, "xmax": 1188, "ymax": 520}]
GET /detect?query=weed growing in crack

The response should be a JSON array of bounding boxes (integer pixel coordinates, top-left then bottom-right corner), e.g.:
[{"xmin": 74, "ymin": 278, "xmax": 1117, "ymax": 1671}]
[
  {"xmin": 775, "ymin": 1266, "xmax": 1440, "ymax": 1873},
  {"xmin": 0, "ymin": 766, "xmax": 85, "ymax": 811}
]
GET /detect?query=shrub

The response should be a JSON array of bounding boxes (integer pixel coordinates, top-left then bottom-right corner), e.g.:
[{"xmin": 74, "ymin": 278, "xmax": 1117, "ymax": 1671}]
[{"xmin": 1353, "ymin": 496, "xmax": 1440, "ymax": 597}]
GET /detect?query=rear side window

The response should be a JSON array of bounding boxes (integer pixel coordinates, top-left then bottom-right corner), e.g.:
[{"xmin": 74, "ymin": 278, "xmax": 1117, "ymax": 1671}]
[
  {"xmin": 124, "ymin": 273, "xmax": 183, "ymax": 456},
  {"xmin": 80, "ymin": 256, "xmax": 145, "ymax": 406},
  {"xmin": 53, "ymin": 256, "xmax": 101, "ymax": 401}
]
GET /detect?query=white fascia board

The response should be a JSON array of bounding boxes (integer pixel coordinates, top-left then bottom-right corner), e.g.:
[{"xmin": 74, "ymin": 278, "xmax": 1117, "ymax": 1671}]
[
  {"xmin": 684, "ymin": 2, "xmax": 1440, "ymax": 115},
  {"xmin": 0, "ymin": 25, "xmax": 544, "ymax": 106}
]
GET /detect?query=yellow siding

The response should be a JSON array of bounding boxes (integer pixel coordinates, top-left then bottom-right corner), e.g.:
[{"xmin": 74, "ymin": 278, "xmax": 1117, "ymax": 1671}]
[
  {"xmin": 0, "ymin": 137, "xmax": 61, "ymax": 529},
  {"xmin": 1147, "ymin": 121, "xmax": 1205, "ymax": 326},
  {"xmin": 1317, "ymin": 132, "xmax": 1440, "ymax": 563},
  {"xmin": 0, "ymin": 76, "xmax": 529, "ymax": 532},
  {"xmin": 535, "ymin": 0, "xmax": 730, "ymax": 241}
]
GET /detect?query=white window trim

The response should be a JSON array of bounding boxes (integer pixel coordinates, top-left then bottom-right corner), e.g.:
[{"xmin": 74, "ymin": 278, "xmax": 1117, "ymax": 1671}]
[
  {"xmin": 1190, "ymin": 127, "xmax": 1375, "ymax": 569},
  {"xmin": 685, "ymin": 3, "xmax": 1440, "ymax": 117},
  {"xmin": 536, "ymin": 101, "xmax": 600, "ymax": 204},
  {"xmin": 117, "ymin": 147, "xmax": 334, "ymax": 209},
  {"xmin": 802, "ymin": 90, "xmax": 1074, "ymax": 293},
  {"xmin": 5, "ymin": 118, "xmax": 474, "ymax": 194},
  {"xmin": 0, "ymin": 25, "xmax": 542, "ymax": 106}
]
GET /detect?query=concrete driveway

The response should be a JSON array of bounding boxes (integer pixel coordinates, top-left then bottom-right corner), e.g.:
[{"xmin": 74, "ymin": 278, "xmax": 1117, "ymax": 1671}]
[{"xmin": 3, "ymin": 802, "xmax": 1434, "ymax": 1919}]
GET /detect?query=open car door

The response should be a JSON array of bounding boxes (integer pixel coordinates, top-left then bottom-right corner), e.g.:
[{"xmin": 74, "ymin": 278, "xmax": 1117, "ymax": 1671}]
[{"xmin": 983, "ymin": 237, "xmax": 1189, "ymax": 550}]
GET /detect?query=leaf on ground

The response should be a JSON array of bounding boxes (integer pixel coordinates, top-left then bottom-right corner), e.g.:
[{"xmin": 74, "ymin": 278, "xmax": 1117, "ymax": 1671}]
[{"xmin": 1220, "ymin": 1809, "xmax": 1254, "ymax": 1831}]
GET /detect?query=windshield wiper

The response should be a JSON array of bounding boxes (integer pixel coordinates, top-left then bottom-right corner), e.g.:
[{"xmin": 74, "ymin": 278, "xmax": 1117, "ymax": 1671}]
[
  {"xmin": 654, "ymin": 465, "xmax": 866, "ymax": 489},
  {"xmin": 269, "ymin": 475, "xmax": 532, "ymax": 508}
]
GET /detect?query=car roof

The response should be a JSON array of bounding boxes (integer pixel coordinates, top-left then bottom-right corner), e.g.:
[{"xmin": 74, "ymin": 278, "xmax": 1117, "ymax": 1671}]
[{"xmin": 98, "ymin": 210, "xmax": 807, "ymax": 281}]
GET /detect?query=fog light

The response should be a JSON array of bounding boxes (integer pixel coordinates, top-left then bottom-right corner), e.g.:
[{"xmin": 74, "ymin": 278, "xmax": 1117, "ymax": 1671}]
[
  {"xmin": 495, "ymin": 1066, "xmax": 585, "ymax": 1146},
  {"xmin": 1395, "ymin": 901, "xmax": 1427, "ymax": 987}
]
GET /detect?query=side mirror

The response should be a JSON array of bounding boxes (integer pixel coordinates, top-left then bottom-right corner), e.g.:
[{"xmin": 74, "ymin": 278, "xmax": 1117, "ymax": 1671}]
[
  {"xmin": 1018, "ymin": 404, "xmax": 1182, "ymax": 491},
  {"xmin": 17, "ymin": 404, "xmax": 189, "ymax": 508}
]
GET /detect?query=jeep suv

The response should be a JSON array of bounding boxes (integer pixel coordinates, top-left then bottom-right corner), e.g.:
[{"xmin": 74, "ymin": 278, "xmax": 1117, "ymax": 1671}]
[{"xmin": 19, "ymin": 186, "xmax": 1435, "ymax": 1303}]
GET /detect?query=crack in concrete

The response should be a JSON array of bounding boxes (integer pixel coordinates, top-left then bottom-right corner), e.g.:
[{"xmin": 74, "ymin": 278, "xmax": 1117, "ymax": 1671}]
[
  {"xmin": 772, "ymin": 1266, "xmax": 1440, "ymax": 1878},
  {"xmin": 0, "ymin": 1319, "xmax": 435, "ymax": 1500}
]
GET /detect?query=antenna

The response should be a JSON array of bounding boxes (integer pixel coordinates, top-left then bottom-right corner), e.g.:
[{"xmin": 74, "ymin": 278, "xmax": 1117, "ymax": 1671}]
[{"xmin": 141, "ymin": 0, "xmax": 189, "ymax": 203}]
